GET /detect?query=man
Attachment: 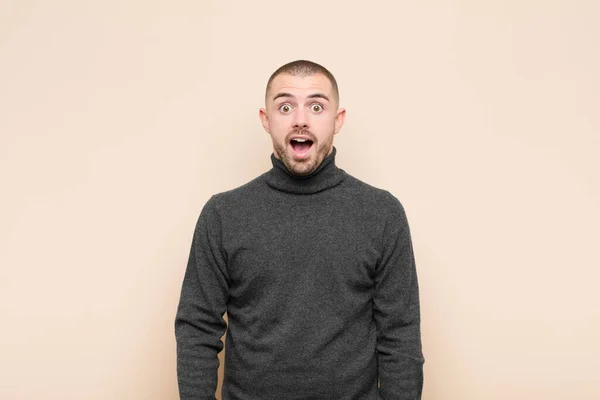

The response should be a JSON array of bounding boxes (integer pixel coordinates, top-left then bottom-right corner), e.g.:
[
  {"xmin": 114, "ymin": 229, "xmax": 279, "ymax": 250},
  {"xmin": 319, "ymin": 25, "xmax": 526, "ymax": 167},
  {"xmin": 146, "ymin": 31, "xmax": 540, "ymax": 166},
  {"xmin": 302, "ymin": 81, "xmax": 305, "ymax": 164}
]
[{"xmin": 175, "ymin": 60, "xmax": 424, "ymax": 399}]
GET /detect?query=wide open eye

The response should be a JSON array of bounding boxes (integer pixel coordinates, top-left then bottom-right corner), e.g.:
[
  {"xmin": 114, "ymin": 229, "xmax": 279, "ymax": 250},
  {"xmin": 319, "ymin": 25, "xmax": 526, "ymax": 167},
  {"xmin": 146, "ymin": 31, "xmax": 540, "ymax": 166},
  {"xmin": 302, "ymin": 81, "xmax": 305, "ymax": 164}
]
[
  {"xmin": 311, "ymin": 103, "xmax": 323, "ymax": 113},
  {"xmin": 279, "ymin": 104, "xmax": 293, "ymax": 113}
]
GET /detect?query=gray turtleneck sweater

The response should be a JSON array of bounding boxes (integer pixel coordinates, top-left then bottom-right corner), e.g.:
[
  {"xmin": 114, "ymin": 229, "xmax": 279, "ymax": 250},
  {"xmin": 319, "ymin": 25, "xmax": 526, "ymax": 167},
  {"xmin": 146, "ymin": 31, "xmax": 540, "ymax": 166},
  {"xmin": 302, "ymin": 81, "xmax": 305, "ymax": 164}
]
[{"xmin": 175, "ymin": 147, "xmax": 424, "ymax": 399}]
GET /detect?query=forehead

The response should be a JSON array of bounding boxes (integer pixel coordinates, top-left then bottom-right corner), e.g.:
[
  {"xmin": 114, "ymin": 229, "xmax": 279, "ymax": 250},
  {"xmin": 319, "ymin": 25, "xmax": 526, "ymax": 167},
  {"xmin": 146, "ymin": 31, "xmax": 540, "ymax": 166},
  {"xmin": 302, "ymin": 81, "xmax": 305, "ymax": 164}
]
[{"xmin": 268, "ymin": 73, "xmax": 333, "ymax": 100}]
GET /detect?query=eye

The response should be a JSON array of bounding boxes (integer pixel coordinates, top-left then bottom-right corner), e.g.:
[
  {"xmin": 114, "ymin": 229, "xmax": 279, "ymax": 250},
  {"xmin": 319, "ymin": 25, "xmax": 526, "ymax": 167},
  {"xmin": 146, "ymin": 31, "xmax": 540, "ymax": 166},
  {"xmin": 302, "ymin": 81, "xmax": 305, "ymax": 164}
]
[
  {"xmin": 279, "ymin": 104, "xmax": 293, "ymax": 113},
  {"xmin": 310, "ymin": 103, "xmax": 324, "ymax": 113}
]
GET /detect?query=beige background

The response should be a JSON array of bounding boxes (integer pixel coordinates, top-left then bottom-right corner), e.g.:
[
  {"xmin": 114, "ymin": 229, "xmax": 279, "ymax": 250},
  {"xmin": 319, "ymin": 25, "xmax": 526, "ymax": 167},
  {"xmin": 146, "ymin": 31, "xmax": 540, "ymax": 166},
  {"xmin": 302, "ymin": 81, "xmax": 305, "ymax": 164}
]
[{"xmin": 1, "ymin": 1, "xmax": 599, "ymax": 399}]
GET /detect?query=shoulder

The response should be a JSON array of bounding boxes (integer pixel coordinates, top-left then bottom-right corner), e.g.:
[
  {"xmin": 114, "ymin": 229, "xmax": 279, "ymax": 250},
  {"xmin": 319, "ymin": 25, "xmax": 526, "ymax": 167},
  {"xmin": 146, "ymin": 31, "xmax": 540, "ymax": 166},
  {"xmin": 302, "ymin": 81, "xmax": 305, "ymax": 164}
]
[
  {"xmin": 201, "ymin": 172, "xmax": 268, "ymax": 214},
  {"xmin": 339, "ymin": 170, "xmax": 407, "ymax": 215}
]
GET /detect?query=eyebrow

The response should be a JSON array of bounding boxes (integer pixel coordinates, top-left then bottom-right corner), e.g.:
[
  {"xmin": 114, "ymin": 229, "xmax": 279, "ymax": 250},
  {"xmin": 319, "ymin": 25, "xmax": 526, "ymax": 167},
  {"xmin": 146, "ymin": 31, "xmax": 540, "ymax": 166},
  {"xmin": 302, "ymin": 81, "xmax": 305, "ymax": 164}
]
[{"xmin": 272, "ymin": 92, "xmax": 330, "ymax": 102}]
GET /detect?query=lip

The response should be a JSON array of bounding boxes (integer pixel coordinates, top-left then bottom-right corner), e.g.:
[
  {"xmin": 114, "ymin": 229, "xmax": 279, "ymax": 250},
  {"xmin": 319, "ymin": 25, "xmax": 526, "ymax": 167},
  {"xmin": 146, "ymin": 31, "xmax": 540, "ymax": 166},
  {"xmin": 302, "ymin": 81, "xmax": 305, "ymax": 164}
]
[
  {"xmin": 289, "ymin": 135, "xmax": 314, "ymax": 142},
  {"xmin": 288, "ymin": 135, "xmax": 314, "ymax": 159}
]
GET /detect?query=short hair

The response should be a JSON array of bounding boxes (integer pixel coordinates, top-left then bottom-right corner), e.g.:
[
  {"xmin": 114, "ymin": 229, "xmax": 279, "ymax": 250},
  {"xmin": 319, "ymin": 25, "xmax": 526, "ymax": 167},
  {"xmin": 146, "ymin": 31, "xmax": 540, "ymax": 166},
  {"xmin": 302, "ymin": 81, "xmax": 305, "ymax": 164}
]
[{"xmin": 265, "ymin": 60, "xmax": 340, "ymax": 105}]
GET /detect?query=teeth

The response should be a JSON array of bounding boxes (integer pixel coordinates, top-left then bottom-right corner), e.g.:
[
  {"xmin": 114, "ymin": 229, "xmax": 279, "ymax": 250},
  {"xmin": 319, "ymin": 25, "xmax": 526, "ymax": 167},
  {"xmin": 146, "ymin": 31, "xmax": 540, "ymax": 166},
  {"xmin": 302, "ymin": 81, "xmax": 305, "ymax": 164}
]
[{"xmin": 293, "ymin": 138, "xmax": 307, "ymax": 142}]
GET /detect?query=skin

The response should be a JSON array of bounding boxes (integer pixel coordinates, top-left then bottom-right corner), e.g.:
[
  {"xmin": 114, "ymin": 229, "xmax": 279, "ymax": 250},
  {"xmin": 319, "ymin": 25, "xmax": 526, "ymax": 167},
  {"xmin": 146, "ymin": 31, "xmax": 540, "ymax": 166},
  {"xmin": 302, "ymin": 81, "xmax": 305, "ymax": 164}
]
[{"xmin": 259, "ymin": 73, "xmax": 346, "ymax": 176}]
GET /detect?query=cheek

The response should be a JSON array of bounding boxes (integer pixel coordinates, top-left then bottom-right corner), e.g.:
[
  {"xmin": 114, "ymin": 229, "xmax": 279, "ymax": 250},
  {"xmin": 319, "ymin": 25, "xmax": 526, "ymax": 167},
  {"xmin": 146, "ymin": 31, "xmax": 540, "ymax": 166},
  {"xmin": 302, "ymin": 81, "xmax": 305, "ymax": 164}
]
[
  {"xmin": 270, "ymin": 113, "xmax": 291, "ymax": 126},
  {"xmin": 268, "ymin": 116, "xmax": 291, "ymax": 138},
  {"xmin": 310, "ymin": 115, "xmax": 336, "ymax": 133}
]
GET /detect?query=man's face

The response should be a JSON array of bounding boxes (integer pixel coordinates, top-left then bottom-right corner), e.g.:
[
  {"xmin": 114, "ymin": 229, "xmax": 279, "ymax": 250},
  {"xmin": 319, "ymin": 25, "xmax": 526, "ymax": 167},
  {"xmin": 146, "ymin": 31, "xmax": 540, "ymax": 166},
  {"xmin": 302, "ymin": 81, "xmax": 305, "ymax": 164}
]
[{"xmin": 259, "ymin": 73, "xmax": 346, "ymax": 176}]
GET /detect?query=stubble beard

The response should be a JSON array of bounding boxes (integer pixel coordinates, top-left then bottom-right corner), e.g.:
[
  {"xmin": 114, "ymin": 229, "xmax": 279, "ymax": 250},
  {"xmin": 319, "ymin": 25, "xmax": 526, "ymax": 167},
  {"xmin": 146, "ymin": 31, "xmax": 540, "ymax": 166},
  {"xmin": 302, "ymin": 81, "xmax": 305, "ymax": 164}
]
[{"xmin": 274, "ymin": 131, "xmax": 334, "ymax": 177}]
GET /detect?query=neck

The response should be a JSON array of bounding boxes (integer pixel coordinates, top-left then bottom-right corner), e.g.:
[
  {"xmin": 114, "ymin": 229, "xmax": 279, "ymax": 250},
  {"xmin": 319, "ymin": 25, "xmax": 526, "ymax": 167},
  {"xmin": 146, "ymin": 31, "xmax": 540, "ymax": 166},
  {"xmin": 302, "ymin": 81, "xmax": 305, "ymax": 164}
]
[{"xmin": 265, "ymin": 146, "xmax": 346, "ymax": 195}]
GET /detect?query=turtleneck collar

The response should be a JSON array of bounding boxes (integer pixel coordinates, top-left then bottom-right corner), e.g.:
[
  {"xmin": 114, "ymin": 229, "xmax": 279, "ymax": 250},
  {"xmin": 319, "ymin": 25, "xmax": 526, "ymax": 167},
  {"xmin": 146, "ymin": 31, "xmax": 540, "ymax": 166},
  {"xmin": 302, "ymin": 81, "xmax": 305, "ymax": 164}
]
[{"xmin": 265, "ymin": 146, "xmax": 346, "ymax": 195}]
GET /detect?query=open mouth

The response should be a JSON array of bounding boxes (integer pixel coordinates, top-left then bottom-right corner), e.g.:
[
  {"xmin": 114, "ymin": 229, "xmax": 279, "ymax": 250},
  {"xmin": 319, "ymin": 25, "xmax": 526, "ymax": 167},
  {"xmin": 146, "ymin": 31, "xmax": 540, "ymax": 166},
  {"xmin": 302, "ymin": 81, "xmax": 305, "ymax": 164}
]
[{"xmin": 290, "ymin": 138, "xmax": 313, "ymax": 156}]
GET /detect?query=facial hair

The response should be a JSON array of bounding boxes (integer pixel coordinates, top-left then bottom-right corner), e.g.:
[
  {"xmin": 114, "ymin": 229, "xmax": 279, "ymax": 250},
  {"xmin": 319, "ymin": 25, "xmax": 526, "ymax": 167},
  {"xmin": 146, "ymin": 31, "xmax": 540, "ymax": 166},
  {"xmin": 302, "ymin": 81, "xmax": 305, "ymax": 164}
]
[{"xmin": 274, "ymin": 129, "xmax": 334, "ymax": 177}]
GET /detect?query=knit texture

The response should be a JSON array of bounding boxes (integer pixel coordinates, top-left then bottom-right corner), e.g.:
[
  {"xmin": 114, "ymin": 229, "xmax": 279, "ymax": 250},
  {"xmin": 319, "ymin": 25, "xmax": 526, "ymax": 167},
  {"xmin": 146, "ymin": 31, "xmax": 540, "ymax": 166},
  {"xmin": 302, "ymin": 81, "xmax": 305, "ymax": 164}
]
[{"xmin": 175, "ymin": 147, "xmax": 424, "ymax": 399}]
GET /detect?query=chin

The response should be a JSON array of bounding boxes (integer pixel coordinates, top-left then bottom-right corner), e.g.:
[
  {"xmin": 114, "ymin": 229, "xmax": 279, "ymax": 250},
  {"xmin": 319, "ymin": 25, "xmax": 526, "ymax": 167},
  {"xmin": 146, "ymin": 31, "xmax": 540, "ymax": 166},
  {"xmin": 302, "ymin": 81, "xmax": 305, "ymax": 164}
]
[
  {"xmin": 291, "ymin": 166, "xmax": 314, "ymax": 176},
  {"xmin": 294, "ymin": 158, "xmax": 323, "ymax": 176}
]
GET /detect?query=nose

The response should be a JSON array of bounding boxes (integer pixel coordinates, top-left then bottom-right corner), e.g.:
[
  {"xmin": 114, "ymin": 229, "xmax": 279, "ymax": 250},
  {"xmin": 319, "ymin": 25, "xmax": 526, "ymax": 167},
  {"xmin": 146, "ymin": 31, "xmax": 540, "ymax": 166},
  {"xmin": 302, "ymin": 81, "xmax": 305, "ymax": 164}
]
[{"xmin": 292, "ymin": 107, "xmax": 309, "ymax": 129}]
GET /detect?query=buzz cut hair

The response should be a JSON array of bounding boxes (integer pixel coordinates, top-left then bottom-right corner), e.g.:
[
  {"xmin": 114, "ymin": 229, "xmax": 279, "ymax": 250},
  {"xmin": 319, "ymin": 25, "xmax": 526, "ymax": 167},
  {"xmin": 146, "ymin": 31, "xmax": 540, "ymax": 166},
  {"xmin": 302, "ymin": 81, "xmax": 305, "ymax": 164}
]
[{"xmin": 265, "ymin": 60, "xmax": 340, "ymax": 105}]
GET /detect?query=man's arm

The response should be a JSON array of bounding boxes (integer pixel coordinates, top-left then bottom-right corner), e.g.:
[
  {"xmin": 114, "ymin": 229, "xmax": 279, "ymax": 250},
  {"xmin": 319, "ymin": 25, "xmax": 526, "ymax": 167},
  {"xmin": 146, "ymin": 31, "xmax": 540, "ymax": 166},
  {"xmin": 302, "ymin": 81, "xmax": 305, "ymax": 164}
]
[
  {"xmin": 374, "ymin": 194, "xmax": 424, "ymax": 399},
  {"xmin": 175, "ymin": 196, "xmax": 229, "ymax": 400}
]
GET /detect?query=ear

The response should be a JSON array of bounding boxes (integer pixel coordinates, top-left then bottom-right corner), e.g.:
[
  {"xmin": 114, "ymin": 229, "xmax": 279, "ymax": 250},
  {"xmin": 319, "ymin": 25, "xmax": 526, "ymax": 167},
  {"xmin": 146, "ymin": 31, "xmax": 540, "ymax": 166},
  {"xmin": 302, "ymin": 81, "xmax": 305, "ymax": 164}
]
[
  {"xmin": 334, "ymin": 108, "xmax": 346, "ymax": 135},
  {"xmin": 259, "ymin": 108, "xmax": 270, "ymax": 134}
]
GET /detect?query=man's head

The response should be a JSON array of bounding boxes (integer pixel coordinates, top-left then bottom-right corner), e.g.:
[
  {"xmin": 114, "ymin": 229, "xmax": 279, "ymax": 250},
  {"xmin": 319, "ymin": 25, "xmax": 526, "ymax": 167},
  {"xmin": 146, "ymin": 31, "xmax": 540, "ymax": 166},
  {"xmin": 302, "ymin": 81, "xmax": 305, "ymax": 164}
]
[{"xmin": 259, "ymin": 60, "xmax": 346, "ymax": 176}]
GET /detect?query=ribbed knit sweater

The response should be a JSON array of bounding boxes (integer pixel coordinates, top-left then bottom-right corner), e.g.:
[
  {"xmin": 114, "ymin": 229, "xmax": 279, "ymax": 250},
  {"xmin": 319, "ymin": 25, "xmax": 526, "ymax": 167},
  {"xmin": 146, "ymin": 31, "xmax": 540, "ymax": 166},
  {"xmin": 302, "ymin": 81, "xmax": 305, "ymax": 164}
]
[{"xmin": 175, "ymin": 147, "xmax": 424, "ymax": 399}]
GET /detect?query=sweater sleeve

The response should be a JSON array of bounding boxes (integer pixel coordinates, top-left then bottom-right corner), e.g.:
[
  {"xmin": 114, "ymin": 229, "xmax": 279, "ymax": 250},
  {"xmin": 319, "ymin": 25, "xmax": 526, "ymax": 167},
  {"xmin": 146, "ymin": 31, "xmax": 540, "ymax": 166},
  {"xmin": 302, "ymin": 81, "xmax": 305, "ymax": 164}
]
[
  {"xmin": 175, "ymin": 195, "xmax": 230, "ymax": 400},
  {"xmin": 374, "ymin": 195, "xmax": 424, "ymax": 399}
]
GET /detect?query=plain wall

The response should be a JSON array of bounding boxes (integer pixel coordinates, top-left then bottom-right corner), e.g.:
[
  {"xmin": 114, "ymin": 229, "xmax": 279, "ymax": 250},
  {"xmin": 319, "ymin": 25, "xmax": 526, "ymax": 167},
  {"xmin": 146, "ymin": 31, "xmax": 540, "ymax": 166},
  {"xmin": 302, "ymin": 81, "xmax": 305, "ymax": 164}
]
[{"xmin": 1, "ymin": 1, "xmax": 598, "ymax": 399}]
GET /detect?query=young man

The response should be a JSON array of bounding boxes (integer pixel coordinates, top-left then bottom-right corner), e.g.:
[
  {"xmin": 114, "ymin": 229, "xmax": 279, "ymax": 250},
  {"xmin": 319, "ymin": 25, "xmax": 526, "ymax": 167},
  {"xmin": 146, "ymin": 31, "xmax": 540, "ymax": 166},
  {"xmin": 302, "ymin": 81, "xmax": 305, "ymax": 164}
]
[{"xmin": 175, "ymin": 60, "xmax": 424, "ymax": 399}]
